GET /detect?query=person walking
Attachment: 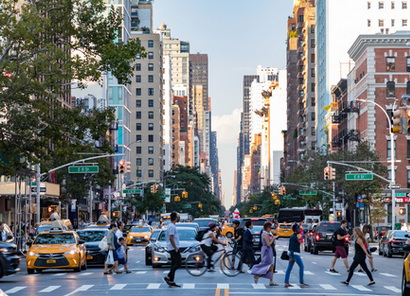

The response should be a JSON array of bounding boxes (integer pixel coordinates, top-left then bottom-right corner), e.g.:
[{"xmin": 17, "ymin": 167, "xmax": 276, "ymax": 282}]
[
  {"xmin": 251, "ymin": 222, "xmax": 278, "ymax": 286},
  {"xmin": 341, "ymin": 227, "xmax": 375, "ymax": 286},
  {"xmin": 238, "ymin": 221, "xmax": 255, "ymax": 272},
  {"xmin": 117, "ymin": 237, "xmax": 131, "ymax": 273},
  {"xmin": 200, "ymin": 222, "xmax": 227, "ymax": 272},
  {"xmin": 104, "ymin": 223, "xmax": 121, "ymax": 274},
  {"xmin": 231, "ymin": 220, "xmax": 244, "ymax": 272},
  {"xmin": 284, "ymin": 224, "xmax": 309, "ymax": 287},
  {"xmin": 329, "ymin": 220, "xmax": 350, "ymax": 273},
  {"xmin": 163, "ymin": 212, "xmax": 181, "ymax": 287},
  {"xmin": 358, "ymin": 225, "xmax": 377, "ymax": 272}
]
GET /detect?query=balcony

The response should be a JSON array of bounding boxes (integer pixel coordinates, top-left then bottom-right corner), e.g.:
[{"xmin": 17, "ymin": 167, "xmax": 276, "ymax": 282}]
[{"xmin": 347, "ymin": 129, "xmax": 360, "ymax": 142}]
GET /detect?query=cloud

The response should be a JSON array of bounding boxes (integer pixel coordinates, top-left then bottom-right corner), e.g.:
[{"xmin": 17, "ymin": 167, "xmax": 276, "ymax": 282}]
[{"xmin": 212, "ymin": 108, "xmax": 241, "ymax": 145}]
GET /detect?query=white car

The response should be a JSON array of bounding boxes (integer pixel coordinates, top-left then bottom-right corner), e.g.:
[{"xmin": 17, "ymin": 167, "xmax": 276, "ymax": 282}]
[{"xmin": 151, "ymin": 227, "xmax": 201, "ymax": 268}]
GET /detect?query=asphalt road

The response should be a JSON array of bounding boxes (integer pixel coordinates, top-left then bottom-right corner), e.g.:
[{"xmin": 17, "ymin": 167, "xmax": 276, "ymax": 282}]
[{"xmin": 0, "ymin": 238, "xmax": 403, "ymax": 296}]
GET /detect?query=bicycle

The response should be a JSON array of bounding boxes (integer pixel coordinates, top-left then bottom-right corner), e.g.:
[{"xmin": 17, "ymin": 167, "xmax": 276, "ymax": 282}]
[{"xmin": 185, "ymin": 240, "xmax": 242, "ymax": 277}]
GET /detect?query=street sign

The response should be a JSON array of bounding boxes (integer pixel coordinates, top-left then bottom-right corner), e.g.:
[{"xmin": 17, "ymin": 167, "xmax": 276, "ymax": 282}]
[
  {"xmin": 68, "ymin": 166, "xmax": 99, "ymax": 173},
  {"xmin": 395, "ymin": 197, "xmax": 410, "ymax": 203},
  {"xmin": 283, "ymin": 196, "xmax": 297, "ymax": 200},
  {"xmin": 123, "ymin": 189, "xmax": 143, "ymax": 195},
  {"xmin": 389, "ymin": 184, "xmax": 401, "ymax": 189},
  {"xmin": 356, "ymin": 202, "xmax": 365, "ymax": 208},
  {"xmin": 31, "ymin": 187, "xmax": 46, "ymax": 193},
  {"xmin": 395, "ymin": 193, "xmax": 410, "ymax": 197},
  {"xmin": 345, "ymin": 173, "xmax": 373, "ymax": 180},
  {"xmin": 299, "ymin": 190, "xmax": 318, "ymax": 195},
  {"xmin": 183, "ymin": 204, "xmax": 192, "ymax": 209}
]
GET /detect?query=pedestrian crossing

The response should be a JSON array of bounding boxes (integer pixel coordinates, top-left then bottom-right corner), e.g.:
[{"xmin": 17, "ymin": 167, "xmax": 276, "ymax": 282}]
[{"xmin": 1, "ymin": 282, "xmax": 402, "ymax": 294}]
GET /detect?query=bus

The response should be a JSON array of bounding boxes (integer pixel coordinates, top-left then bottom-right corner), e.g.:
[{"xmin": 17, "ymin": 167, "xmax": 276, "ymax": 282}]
[{"xmin": 277, "ymin": 208, "xmax": 322, "ymax": 223}]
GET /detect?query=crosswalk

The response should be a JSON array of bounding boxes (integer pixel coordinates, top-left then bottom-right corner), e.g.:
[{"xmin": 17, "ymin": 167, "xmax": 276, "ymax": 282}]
[{"xmin": 2, "ymin": 282, "xmax": 402, "ymax": 294}]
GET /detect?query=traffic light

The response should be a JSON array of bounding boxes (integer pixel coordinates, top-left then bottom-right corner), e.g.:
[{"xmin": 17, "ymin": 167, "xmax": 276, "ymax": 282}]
[
  {"xmin": 182, "ymin": 191, "xmax": 188, "ymax": 198},
  {"xmin": 125, "ymin": 161, "xmax": 131, "ymax": 174},
  {"xmin": 396, "ymin": 207, "xmax": 407, "ymax": 216},
  {"xmin": 330, "ymin": 167, "xmax": 336, "ymax": 180},
  {"xmin": 282, "ymin": 186, "xmax": 286, "ymax": 195},
  {"xmin": 174, "ymin": 195, "xmax": 180, "ymax": 202},
  {"xmin": 150, "ymin": 184, "xmax": 158, "ymax": 193},
  {"xmin": 271, "ymin": 193, "xmax": 277, "ymax": 199},
  {"xmin": 198, "ymin": 203, "xmax": 202, "ymax": 209},
  {"xmin": 274, "ymin": 199, "xmax": 280, "ymax": 205},
  {"xmin": 278, "ymin": 187, "xmax": 283, "ymax": 195},
  {"xmin": 391, "ymin": 108, "xmax": 403, "ymax": 134},
  {"xmin": 324, "ymin": 166, "xmax": 330, "ymax": 180},
  {"xmin": 118, "ymin": 159, "xmax": 125, "ymax": 174}
]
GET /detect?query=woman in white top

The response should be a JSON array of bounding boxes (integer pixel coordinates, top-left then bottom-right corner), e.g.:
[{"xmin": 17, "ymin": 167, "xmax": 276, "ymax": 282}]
[{"xmin": 200, "ymin": 223, "xmax": 227, "ymax": 271}]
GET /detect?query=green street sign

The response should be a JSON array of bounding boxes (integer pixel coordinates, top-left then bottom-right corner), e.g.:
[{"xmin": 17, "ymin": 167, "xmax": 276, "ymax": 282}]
[
  {"xmin": 299, "ymin": 190, "xmax": 318, "ymax": 195},
  {"xmin": 183, "ymin": 204, "xmax": 192, "ymax": 209},
  {"xmin": 123, "ymin": 189, "xmax": 143, "ymax": 194},
  {"xmin": 345, "ymin": 173, "xmax": 373, "ymax": 180},
  {"xmin": 283, "ymin": 196, "xmax": 297, "ymax": 200},
  {"xmin": 396, "ymin": 193, "xmax": 406, "ymax": 197},
  {"xmin": 68, "ymin": 166, "xmax": 99, "ymax": 173}
]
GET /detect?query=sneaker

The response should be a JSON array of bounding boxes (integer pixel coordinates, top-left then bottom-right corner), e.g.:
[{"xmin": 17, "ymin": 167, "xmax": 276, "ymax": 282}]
[
  {"xmin": 341, "ymin": 281, "xmax": 349, "ymax": 286},
  {"xmin": 169, "ymin": 282, "xmax": 181, "ymax": 288},
  {"xmin": 163, "ymin": 277, "xmax": 171, "ymax": 286},
  {"xmin": 207, "ymin": 268, "xmax": 215, "ymax": 272},
  {"xmin": 236, "ymin": 269, "xmax": 245, "ymax": 273},
  {"xmin": 367, "ymin": 281, "xmax": 375, "ymax": 286},
  {"xmin": 329, "ymin": 269, "xmax": 338, "ymax": 273}
]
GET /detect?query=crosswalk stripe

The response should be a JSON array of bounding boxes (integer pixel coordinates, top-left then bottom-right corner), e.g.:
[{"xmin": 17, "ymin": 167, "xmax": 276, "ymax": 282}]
[
  {"xmin": 319, "ymin": 284, "xmax": 337, "ymax": 290},
  {"xmin": 217, "ymin": 283, "xmax": 229, "ymax": 289},
  {"xmin": 354, "ymin": 272, "xmax": 367, "ymax": 276},
  {"xmin": 325, "ymin": 271, "xmax": 341, "ymax": 276},
  {"xmin": 147, "ymin": 283, "xmax": 161, "ymax": 289},
  {"xmin": 110, "ymin": 284, "xmax": 127, "ymax": 290},
  {"xmin": 4, "ymin": 287, "xmax": 27, "ymax": 294},
  {"xmin": 52, "ymin": 273, "xmax": 67, "ymax": 276},
  {"xmin": 64, "ymin": 285, "xmax": 93, "ymax": 296},
  {"xmin": 81, "ymin": 272, "xmax": 93, "ymax": 276},
  {"xmin": 39, "ymin": 286, "xmax": 61, "ymax": 293},
  {"xmin": 384, "ymin": 286, "xmax": 401, "ymax": 293},
  {"xmin": 252, "ymin": 283, "xmax": 266, "ymax": 289},
  {"xmin": 380, "ymin": 273, "xmax": 398, "ymax": 277},
  {"xmin": 351, "ymin": 285, "xmax": 371, "ymax": 291},
  {"xmin": 287, "ymin": 284, "xmax": 302, "ymax": 289},
  {"xmin": 304, "ymin": 271, "xmax": 314, "ymax": 275},
  {"xmin": 183, "ymin": 284, "xmax": 195, "ymax": 289},
  {"xmin": 136, "ymin": 271, "xmax": 146, "ymax": 274}
]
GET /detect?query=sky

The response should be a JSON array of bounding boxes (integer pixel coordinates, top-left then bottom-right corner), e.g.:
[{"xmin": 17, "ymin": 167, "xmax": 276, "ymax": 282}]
[{"xmin": 153, "ymin": 0, "xmax": 294, "ymax": 208}]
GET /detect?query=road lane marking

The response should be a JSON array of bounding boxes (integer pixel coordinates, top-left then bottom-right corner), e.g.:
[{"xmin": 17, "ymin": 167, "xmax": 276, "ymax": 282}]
[
  {"xmin": 354, "ymin": 272, "xmax": 367, "ymax": 276},
  {"xmin": 325, "ymin": 271, "xmax": 341, "ymax": 276},
  {"xmin": 224, "ymin": 289, "xmax": 229, "ymax": 296},
  {"xmin": 183, "ymin": 284, "xmax": 195, "ymax": 289},
  {"xmin": 380, "ymin": 273, "xmax": 398, "ymax": 277},
  {"xmin": 5, "ymin": 287, "xmax": 27, "ymax": 294},
  {"xmin": 136, "ymin": 271, "xmax": 146, "ymax": 274},
  {"xmin": 351, "ymin": 285, "xmax": 371, "ymax": 291},
  {"xmin": 39, "ymin": 286, "xmax": 61, "ymax": 293},
  {"xmin": 252, "ymin": 283, "xmax": 266, "ymax": 289},
  {"xmin": 147, "ymin": 283, "xmax": 161, "ymax": 289},
  {"xmin": 52, "ymin": 273, "xmax": 67, "ymax": 276},
  {"xmin": 319, "ymin": 284, "xmax": 337, "ymax": 290},
  {"xmin": 287, "ymin": 284, "xmax": 302, "ymax": 289},
  {"xmin": 214, "ymin": 288, "xmax": 220, "ymax": 296},
  {"xmin": 110, "ymin": 284, "xmax": 127, "ymax": 290},
  {"xmin": 217, "ymin": 283, "xmax": 229, "ymax": 289},
  {"xmin": 64, "ymin": 285, "xmax": 93, "ymax": 296},
  {"xmin": 311, "ymin": 261, "xmax": 317, "ymax": 264},
  {"xmin": 384, "ymin": 286, "xmax": 401, "ymax": 293},
  {"xmin": 81, "ymin": 272, "xmax": 93, "ymax": 276},
  {"xmin": 304, "ymin": 271, "xmax": 314, "ymax": 275}
]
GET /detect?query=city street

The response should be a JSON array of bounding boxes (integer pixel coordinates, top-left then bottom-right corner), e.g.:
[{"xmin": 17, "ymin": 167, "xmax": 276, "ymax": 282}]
[{"xmin": 0, "ymin": 238, "xmax": 403, "ymax": 296}]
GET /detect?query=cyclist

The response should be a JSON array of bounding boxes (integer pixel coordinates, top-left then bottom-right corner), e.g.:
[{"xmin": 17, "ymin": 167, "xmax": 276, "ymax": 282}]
[
  {"xmin": 200, "ymin": 222, "xmax": 227, "ymax": 272},
  {"xmin": 231, "ymin": 219, "xmax": 244, "ymax": 273}
]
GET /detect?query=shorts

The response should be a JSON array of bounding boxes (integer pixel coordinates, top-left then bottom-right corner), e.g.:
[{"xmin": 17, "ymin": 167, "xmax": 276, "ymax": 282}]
[
  {"xmin": 118, "ymin": 258, "xmax": 126, "ymax": 265},
  {"xmin": 334, "ymin": 245, "xmax": 347, "ymax": 259}
]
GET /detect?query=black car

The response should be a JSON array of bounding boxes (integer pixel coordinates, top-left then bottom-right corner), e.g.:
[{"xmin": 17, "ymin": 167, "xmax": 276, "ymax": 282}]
[
  {"xmin": 145, "ymin": 229, "xmax": 161, "ymax": 265},
  {"xmin": 309, "ymin": 221, "xmax": 341, "ymax": 254},
  {"xmin": 0, "ymin": 241, "xmax": 20, "ymax": 278},
  {"xmin": 239, "ymin": 217, "xmax": 268, "ymax": 229},
  {"xmin": 76, "ymin": 229, "xmax": 108, "ymax": 266},
  {"xmin": 381, "ymin": 230, "xmax": 408, "ymax": 257}
]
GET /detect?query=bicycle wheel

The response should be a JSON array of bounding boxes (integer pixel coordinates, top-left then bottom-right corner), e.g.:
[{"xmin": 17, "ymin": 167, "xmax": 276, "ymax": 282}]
[
  {"xmin": 220, "ymin": 251, "xmax": 241, "ymax": 277},
  {"xmin": 185, "ymin": 252, "xmax": 207, "ymax": 276}
]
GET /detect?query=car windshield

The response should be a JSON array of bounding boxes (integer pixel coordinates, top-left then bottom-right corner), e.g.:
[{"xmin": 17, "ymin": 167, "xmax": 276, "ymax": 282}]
[
  {"xmin": 131, "ymin": 227, "xmax": 150, "ymax": 233},
  {"xmin": 158, "ymin": 229, "xmax": 196, "ymax": 241},
  {"xmin": 280, "ymin": 225, "xmax": 291, "ymax": 229},
  {"xmin": 251, "ymin": 226, "xmax": 263, "ymax": 233},
  {"xmin": 194, "ymin": 220, "xmax": 214, "ymax": 227},
  {"xmin": 176, "ymin": 224, "xmax": 199, "ymax": 230},
  {"xmin": 393, "ymin": 231, "xmax": 408, "ymax": 238},
  {"xmin": 77, "ymin": 231, "xmax": 106, "ymax": 242},
  {"xmin": 318, "ymin": 223, "xmax": 340, "ymax": 232},
  {"xmin": 34, "ymin": 233, "xmax": 76, "ymax": 244}
]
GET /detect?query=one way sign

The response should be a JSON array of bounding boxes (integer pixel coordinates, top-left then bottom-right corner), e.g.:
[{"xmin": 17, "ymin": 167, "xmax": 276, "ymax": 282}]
[{"xmin": 31, "ymin": 187, "xmax": 46, "ymax": 193}]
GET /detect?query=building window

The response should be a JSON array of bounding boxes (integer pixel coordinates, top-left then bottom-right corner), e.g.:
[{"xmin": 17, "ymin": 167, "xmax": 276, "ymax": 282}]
[
  {"xmin": 310, "ymin": 25, "xmax": 315, "ymax": 33},
  {"xmin": 311, "ymin": 97, "xmax": 316, "ymax": 106},
  {"xmin": 136, "ymin": 53, "xmax": 141, "ymax": 59},
  {"xmin": 407, "ymin": 81, "xmax": 410, "ymax": 93},
  {"xmin": 148, "ymin": 63, "xmax": 154, "ymax": 71},
  {"xmin": 136, "ymin": 100, "xmax": 141, "ymax": 108},
  {"xmin": 310, "ymin": 39, "xmax": 315, "ymax": 48},
  {"xmin": 386, "ymin": 57, "xmax": 395, "ymax": 71},
  {"xmin": 392, "ymin": 1, "xmax": 396, "ymax": 8},
  {"xmin": 148, "ymin": 88, "xmax": 154, "ymax": 96},
  {"xmin": 136, "ymin": 111, "xmax": 141, "ymax": 119},
  {"xmin": 368, "ymin": 1, "xmax": 371, "ymax": 8},
  {"xmin": 148, "ymin": 135, "xmax": 154, "ymax": 142},
  {"xmin": 403, "ymin": 19, "xmax": 408, "ymax": 26},
  {"xmin": 148, "ymin": 146, "xmax": 154, "ymax": 154},
  {"xmin": 136, "ymin": 135, "xmax": 142, "ymax": 142},
  {"xmin": 387, "ymin": 140, "xmax": 396, "ymax": 158},
  {"xmin": 136, "ymin": 169, "xmax": 142, "ymax": 178},
  {"xmin": 298, "ymin": 15, "xmax": 304, "ymax": 22},
  {"xmin": 135, "ymin": 63, "xmax": 141, "ymax": 71},
  {"xmin": 311, "ymin": 127, "xmax": 315, "ymax": 136},
  {"xmin": 148, "ymin": 170, "xmax": 154, "ymax": 178},
  {"xmin": 368, "ymin": 19, "xmax": 371, "ymax": 27},
  {"xmin": 148, "ymin": 99, "xmax": 154, "ymax": 107},
  {"xmin": 379, "ymin": 1, "xmax": 384, "ymax": 9},
  {"xmin": 148, "ymin": 40, "xmax": 153, "ymax": 47},
  {"xmin": 136, "ymin": 123, "xmax": 141, "ymax": 130},
  {"xmin": 148, "ymin": 52, "xmax": 154, "ymax": 59},
  {"xmin": 407, "ymin": 57, "xmax": 410, "ymax": 71},
  {"xmin": 136, "ymin": 158, "xmax": 142, "ymax": 166},
  {"xmin": 148, "ymin": 158, "xmax": 154, "ymax": 165},
  {"xmin": 311, "ymin": 83, "xmax": 315, "ymax": 92},
  {"xmin": 135, "ymin": 75, "xmax": 141, "ymax": 83},
  {"xmin": 311, "ymin": 68, "xmax": 315, "ymax": 77},
  {"xmin": 136, "ymin": 146, "xmax": 142, "ymax": 154},
  {"xmin": 392, "ymin": 19, "xmax": 396, "ymax": 26},
  {"xmin": 148, "ymin": 111, "xmax": 154, "ymax": 119},
  {"xmin": 148, "ymin": 123, "xmax": 154, "ymax": 130},
  {"xmin": 387, "ymin": 81, "xmax": 396, "ymax": 97},
  {"xmin": 311, "ymin": 112, "xmax": 315, "ymax": 121},
  {"xmin": 136, "ymin": 88, "xmax": 141, "ymax": 96},
  {"xmin": 403, "ymin": 1, "xmax": 408, "ymax": 9},
  {"xmin": 148, "ymin": 75, "xmax": 154, "ymax": 83},
  {"xmin": 407, "ymin": 140, "xmax": 410, "ymax": 158},
  {"xmin": 310, "ymin": 54, "xmax": 315, "ymax": 63}
]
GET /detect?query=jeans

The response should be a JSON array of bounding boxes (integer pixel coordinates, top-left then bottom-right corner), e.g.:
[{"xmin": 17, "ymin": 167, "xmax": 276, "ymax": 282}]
[
  {"xmin": 167, "ymin": 250, "xmax": 181, "ymax": 282},
  {"xmin": 201, "ymin": 244, "xmax": 217, "ymax": 269},
  {"xmin": 284, "ymin": 253, "xmax": 304, "ymax": 284}
]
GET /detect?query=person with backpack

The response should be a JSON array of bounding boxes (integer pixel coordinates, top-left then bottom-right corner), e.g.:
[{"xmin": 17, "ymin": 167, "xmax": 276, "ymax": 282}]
[
  {"xmin": 329, "ymin": 220, "xmax": 350, "ymax": 273},
  {"xmin": 231, "ymin": 220, "xmax": 244, "ymax": 272},
  {"xmin": 200, "ymin": 222, "xmax": 227, "ymax": 272}
]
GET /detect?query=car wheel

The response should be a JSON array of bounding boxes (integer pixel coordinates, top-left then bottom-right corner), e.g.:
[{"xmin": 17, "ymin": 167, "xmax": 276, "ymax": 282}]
[
  {"xmin": 74, "ymin": 263, "xmax": 81, "ymax": 272},
  {"xmin": 35, "ymin": 269, "xmax": 43, "ymax": 273},
  {"xmin": 81, "ymin": 258, "xmax": 87, "ymax": 270},
  {"xmin": 388, "ymin": 247, "xmax": 393, "ymax": 258},
  {"xmin": 226, "ymin": 232, "xmax": 233, "ymax": 238},
  {"xmin": 379, "ymin": 245, "xmax": 383, "ymax": 255},
  {"xmin": 145, "ymin": 252, "xmax": 152, "ymax": 266},
  {"xmin": 27, "ymin": 268, "xmax": 35, "ymax": 275},
  {"xmin": 403, "ymin": 268, "xmax": 410, "ymax": 296},
  {"xmin": 313, "ymin": 245, "xmax": 318, "ymax": 255}
]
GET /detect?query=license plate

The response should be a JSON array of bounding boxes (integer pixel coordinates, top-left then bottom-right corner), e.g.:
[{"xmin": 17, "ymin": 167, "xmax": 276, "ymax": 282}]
[
  {"xmin": 87, "ymin": 255, "xmax": 93, "ymax": 259},
  {"xmin": 46, "ymin": 259, "xmax": 56, "ymax": 263},
  {"xmin": 327, "ymin": 235, "xmax": 332, "ymax": 240}
]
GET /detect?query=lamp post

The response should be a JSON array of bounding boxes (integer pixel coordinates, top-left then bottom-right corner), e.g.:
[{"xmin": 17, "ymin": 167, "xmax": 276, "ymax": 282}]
[{"xmin": 355, "ymin": 98, "xmax": 396, "ymax": 228}]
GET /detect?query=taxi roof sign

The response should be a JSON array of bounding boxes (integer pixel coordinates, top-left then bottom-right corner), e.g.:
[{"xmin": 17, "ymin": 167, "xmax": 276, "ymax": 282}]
[{"xmin": 49, "ymin": 220, "xmax": 65, "ymax": 232}]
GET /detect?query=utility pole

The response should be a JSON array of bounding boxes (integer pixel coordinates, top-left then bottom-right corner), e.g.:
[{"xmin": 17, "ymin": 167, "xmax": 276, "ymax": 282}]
[{"xmin": 36, "ymin": 163, "xmax": 41, "ymax": 226}]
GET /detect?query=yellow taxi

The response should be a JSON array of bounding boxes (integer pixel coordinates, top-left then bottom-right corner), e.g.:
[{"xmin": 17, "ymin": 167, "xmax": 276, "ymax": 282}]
[
  {"xmin": 221, "ymin": 223, "xmax": 235, "ymax": 238},
  {"xmin": 126, "ymin": 225, "xmax": 153, "ymax": 245},
  {"xmin": 402, "ymin": 236, "xmax": 410, "ymax": 295},
  {"xmin": 275, "ymin": 223, "xmax": 293, "ymax": 238},
  {"xmin": 26, "ymin": 221, "xmax": 87, "ymax": 274}
]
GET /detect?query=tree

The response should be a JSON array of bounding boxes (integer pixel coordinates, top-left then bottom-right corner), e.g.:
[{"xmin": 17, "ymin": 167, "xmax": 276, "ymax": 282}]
[{"xmin": 0, "ymin": 0, "xmax": 145, "ymax": 175}]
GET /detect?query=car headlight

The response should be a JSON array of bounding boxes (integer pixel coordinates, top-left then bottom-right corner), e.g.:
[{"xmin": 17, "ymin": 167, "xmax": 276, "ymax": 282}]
[
  {"xmin": 144, "ymin": 235, "xmax": 150, "ymax": 239},
  {"xmin": 63, "ymin": 250, "xmax": 76, "ymax": 255},
  {"xmin": 28, "ymin": 251, "xmax": 40, "ymax": 256},
  {"xmin": 153, "ymin": 245, "xmax": 166, "ymax": 253},
  {"xmin": 188, "ymin": 245, "xmax": 201, "ymax": 253}
]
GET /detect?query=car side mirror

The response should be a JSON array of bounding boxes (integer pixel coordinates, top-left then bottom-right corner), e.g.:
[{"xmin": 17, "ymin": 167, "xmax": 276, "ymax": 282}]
[
  {"xmin": 26, "ymin": 242, "xmax": 32, "ymax": 247},
  {"xmin": 78, "ymin": 240, "xmax": 85, "ymax": 244}
]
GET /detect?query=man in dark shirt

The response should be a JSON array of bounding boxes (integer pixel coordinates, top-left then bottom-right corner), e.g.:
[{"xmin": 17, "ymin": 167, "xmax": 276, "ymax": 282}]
[
  {"xmin": 238, "ymin": 221, "xmax": 255, "ymax": 272},
  {"xmin": 329, "ymin": 220, "xmax": 350, "ymax": 273}
]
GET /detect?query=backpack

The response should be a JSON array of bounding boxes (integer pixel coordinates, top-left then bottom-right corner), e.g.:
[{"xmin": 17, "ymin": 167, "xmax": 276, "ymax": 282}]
[{"xmin": 195, "ymin": 229, "xmax": 208, "ymax": 241}]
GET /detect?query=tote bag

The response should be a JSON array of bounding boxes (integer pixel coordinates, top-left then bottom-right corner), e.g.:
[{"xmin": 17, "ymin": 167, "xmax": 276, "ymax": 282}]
[
  {"xmin": 106, "ymin": 250, "xmax": 114, "ymax": 265},
  {"xmin": 98, "ymin": 236, "xmax": 109, "ymax": 251}
]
